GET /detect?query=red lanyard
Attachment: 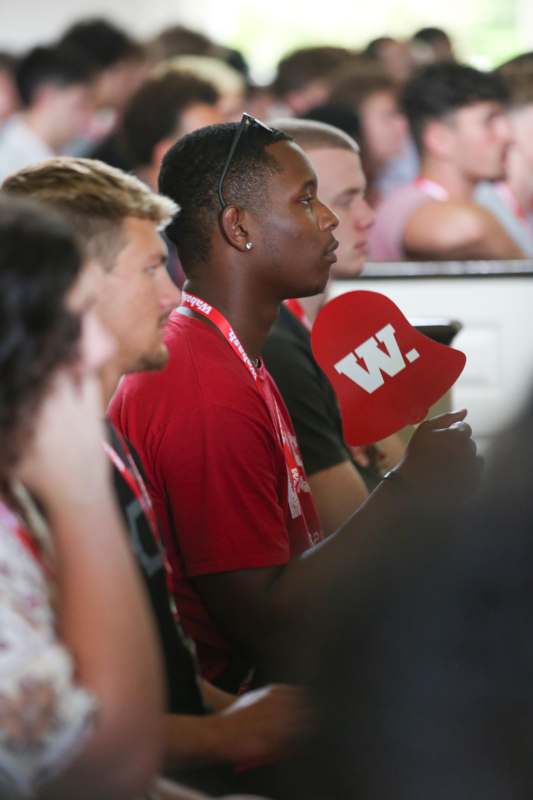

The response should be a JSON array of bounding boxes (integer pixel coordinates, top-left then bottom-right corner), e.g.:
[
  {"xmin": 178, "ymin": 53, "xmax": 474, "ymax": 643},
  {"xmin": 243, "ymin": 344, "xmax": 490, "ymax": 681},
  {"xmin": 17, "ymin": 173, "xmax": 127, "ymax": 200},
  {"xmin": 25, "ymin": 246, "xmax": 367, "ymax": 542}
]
[
  {"xmin": 415, "ymin": 177, "xmax": 449, "ymax": 201},
  {"xmin": 180, "ymin": 291, "xmax": 308, "ymax": 524},
  {"xmin": 103, "ymin": 432, "xmax": 159, "ymax": 540},
  {"xmin": 284, "ymin": 298, "xmax": 312, "ymax": 332}
]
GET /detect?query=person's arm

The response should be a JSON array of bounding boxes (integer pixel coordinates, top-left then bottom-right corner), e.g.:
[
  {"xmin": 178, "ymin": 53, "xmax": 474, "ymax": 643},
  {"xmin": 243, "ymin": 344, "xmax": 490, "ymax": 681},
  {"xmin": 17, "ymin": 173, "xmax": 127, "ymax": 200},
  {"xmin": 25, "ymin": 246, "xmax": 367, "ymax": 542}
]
[
  {"xmin": 308, "ymin": 461, "xmax": 369, "ymax": 536},
  {"xmin": 262, "ymin": 324, "xmax": 369, "ymax": 534},
  {"xmin": 404, "ymin": 201, "xmax": 525, "ymax": 260},
  {"xmin": 163, "ymin": 683, "xmax": 310, "ymax": 769},
  {"xmin": 16, "ymin": 372, "xmax": 164, "ymax": 800},
  {"xmin": 193, "ymin": 409, "xmax": 482, "ymax": 671}
]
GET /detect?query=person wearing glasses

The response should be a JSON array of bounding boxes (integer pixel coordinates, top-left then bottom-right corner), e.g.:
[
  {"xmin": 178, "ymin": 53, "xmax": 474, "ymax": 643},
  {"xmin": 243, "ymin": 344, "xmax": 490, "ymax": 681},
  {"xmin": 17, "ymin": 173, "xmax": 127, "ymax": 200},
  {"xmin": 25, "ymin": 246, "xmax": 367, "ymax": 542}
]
[{"xmin": 110, "ymin": 116, "xmax": 481, "ymax": 698}]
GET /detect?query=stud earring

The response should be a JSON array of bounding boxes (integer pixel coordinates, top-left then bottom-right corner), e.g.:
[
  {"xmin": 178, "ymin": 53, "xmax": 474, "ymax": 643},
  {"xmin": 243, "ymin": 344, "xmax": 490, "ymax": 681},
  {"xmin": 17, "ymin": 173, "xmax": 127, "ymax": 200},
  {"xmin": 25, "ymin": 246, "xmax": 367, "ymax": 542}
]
[{"xmin": 245, "ymin": 241, "xmax": 254, "ymax": 251}]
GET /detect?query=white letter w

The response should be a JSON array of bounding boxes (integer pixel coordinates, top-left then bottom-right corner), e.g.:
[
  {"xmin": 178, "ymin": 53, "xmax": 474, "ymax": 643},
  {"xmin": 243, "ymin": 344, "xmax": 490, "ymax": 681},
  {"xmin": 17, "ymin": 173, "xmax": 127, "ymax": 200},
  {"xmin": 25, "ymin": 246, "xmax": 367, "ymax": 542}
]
[{"xmin": 334, "ymin": 323, "xmax": 418, "ymax": 394}]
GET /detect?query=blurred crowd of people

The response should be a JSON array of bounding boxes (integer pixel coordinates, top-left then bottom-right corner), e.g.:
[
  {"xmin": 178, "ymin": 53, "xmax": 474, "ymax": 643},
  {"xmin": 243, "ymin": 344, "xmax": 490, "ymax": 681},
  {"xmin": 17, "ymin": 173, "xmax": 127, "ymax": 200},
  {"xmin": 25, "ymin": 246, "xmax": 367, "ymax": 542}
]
[
  {"xmin": 1, "ymin": 20, "xmax": 533, "ymax": 263},
  {"xmin": 1, "ymin": 15, "xmax": 533, "ymax": 800}
]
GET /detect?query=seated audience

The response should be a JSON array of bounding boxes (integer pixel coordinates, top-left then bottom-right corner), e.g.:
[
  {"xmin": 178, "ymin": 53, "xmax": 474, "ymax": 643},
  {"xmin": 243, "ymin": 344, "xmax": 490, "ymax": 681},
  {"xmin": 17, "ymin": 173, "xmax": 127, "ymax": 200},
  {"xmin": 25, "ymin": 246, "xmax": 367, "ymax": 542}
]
[
  {"xmin": 119, "ymin": 70, "xmax": 223, "ymax": 186},
  {"xmin": 60, "ymin": 18, "xmax": 147, "ymax": 123},
  {"xmin": 109, "ymin": 118, "xmax": 480, "ymax": 698},
  {"xmin": 363, "ymin": 36, "xmax": 414, "ymax": 85},
  {"xmin": 410, "ymin": 26, "xmax": 456, "ymax": 65},
  {"xmin": 475, "ymin": 58, "xmax": 533, "ymax": 255},
  {"xmin": 329, "ymin": 60, "xmax": 409, "ymax": 205},
  {"xmin": 272, "ymin": 46, "xmax": 352, "ymax": 115},
  {"xmin": 0, "ymin": 44, "xmax": 95, "ymax": 181},
  {"xmin": 0, "ymin": 196, "xmax": 164, "ymax": 799},
  {"xmin": 368, "ymin": 62, "xmax": 524, "ymax": 260},
  {"xmin": 4, "ymin": 156, "xmax": 308, "ymax": 796}
]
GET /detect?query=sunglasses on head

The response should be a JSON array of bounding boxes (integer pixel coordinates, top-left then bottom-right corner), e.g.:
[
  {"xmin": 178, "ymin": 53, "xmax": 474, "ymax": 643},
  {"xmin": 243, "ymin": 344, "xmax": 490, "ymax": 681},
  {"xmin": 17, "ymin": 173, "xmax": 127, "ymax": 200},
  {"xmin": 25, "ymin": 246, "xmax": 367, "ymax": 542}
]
[{"xmin": 217, "ymin": 113, "xmax": 274, "ymax": 209}]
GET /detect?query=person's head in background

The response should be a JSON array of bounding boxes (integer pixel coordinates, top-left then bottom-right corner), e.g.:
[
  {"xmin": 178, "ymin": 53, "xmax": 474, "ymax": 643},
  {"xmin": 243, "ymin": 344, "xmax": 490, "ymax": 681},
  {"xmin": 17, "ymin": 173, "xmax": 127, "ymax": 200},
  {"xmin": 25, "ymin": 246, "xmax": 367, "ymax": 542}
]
[
  {"xmin": 60, "ymin": 18, "xmax": 147, "ymax": 115},
  {"xmin": 0, "ymin": 52, "xmax": 19, "ymax": 127},
  {"xmin": 363, "ymin": 36, "xmax": 414, "ymax": 85},
  {"xmin": 410, "ymin": 26, "xmax": 456, "ymax": 67},
  {"xmin": 404, "ymin": 62, "xmax": 511, "ymax": 185},
  {"xmin": 273, "ymin": 45, "xmax": 352, "ymax": 116},
  {"xmin": 0, "ymin": 195, "xmax": 114, "ymax": 482},
  {"xmin": 329, "ymin": 61, "xmax": 408, "ymax": 201},
  {"xmin": 271, "ymin": 117, "xmax": 374, "ymax": 283},
  {"xmin": 496, "ymin": 55, "xmax": 533, "ymax": 189},
  {"xmin": 120, "ymin": 69, "xmax": 223, "ymax": 190},
  {"xmin": 15, "ymin": 44, "xmax": 95, "ymax": 152},
  {"xmin": 3, "ymin": 158, "xmax": 178, "ymax": 396},
  {"xmin": 156, "ymin": 55, "xmax": 244, "ymax": 121}
]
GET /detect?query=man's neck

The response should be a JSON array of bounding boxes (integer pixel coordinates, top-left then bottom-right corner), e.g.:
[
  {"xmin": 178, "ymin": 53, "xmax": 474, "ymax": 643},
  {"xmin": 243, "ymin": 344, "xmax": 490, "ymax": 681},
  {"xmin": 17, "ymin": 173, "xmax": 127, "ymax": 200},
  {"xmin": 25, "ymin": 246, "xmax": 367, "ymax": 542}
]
[
  {"xmin": 296, "ymin": 292, "xmax": 327, "ymax": 325},
  {"xmin": 101, "ymin": 360, "xmax": 125, "ymax": 409},
  {"xmin": 183, "ymin": 278, "xmax": 279, "ymax": 362},
  {"xmin": 419, "ymin": 156, "xmax": 476, "ymax": 202}
]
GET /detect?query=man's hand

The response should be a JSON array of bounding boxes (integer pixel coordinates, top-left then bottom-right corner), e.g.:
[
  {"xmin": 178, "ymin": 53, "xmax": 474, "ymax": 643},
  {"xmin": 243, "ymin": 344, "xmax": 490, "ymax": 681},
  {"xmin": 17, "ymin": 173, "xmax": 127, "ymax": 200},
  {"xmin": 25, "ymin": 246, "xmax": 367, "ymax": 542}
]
[
  {"xmin": 215, "ymin": 684, "xmax": 312, "ymax": 767},
  {"xmin": 396, "ymin": 409, "xmax": 482, "ymax": 502}
]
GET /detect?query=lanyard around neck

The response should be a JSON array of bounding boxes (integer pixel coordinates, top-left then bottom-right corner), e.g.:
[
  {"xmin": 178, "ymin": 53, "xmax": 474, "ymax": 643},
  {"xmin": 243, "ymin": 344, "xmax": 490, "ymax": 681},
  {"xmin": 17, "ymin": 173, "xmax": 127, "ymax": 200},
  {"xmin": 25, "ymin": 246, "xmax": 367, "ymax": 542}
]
[
  {"xmin": 180, "ymin": 291, "xmax": 258, "ymax": 381},
  {"xmin": 180, "ymin": 291, "xmax": 314, "ymax": 533},
  {"xmin": 415, "ymin": 177, "xmax": 450, "ymax": 201},
  {"xmin": 103, "ymin": 431, "xmax": 159, "ymax": 539}
]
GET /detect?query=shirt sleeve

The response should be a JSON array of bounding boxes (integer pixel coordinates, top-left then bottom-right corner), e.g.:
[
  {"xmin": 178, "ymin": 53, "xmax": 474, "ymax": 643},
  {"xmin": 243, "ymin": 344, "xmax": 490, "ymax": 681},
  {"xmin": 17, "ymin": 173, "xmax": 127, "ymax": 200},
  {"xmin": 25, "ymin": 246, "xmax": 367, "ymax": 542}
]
[
  {"xmin": 0, "ymin": 518, "xmax": 97, "ymax": 797},
  {"xmin": 156, "ymin": 401, "xmax": 291, "ymax": 576},
  {"xmin": 263, "ymin": 332, "xmax": 351, "ymax": 477}
]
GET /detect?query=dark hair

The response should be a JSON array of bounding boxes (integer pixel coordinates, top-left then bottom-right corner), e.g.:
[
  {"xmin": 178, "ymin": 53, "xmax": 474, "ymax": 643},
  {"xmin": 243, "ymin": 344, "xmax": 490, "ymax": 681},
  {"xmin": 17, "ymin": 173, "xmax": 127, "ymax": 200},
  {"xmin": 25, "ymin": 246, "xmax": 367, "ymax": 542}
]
[
  {"xmin": 0, "ymin": 196, "xmax": 82, "ymax": 478},
  {"xmin": 120, "ymin": 71, "xmax": 219, "ymax": 168},
  {"xmin": 159, "ymin": 121, "xmax": 291, "ymax": 271},
  {"xmin": 329, "ymin": 62, "xmax": 397, "ymax": 110},
  {"xmin": 402, "ymin": 62, "xmax": 509, "ymax": 150},
  {"xmin": 412, "ymin": 26, "xmax": 451, "ymax": 47},
  {"xmin": 15, "ymin": 44, "xmax": 95, "ymax": 107},
  {"xmin": 300, "ymin": 103, "xmax": 362, "ymax": 143},
  {"xmin": 148, "ymin": 24, "xmax": 218, "ymax": 62},
  {"xmin": 60, "ymin": 18, "xmax": 143, "ymax": 69},
  {"xmin": 363, "ymin": 36, "xmax": 396, "ymax": 59},
  {"xmin": 273, "ymin": 46, "xmax": 351, "ymax": 98}
]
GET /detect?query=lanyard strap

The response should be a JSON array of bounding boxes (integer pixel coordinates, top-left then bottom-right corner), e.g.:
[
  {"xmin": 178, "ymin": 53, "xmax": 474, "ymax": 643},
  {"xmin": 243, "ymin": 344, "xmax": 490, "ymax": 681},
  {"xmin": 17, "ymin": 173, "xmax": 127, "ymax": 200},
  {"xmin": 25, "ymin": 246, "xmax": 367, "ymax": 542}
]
[
  {"xmin": 284, "ymin": 298, "xmax": 312, "ymax": 332},
  {"xmin": 0, "ymin": 499, "xmax": 55, "ymax": 579},
  {"xmin": 180, "ymin": 291, "xmax": 307, "ymax": 523},
  {"xmin": 181, "ymin": 291, "xmax": 258, "ymax": 381},
  {"xmin": 415, "ymin": 177, "xmax": 449, "ymax": 202},
  {"xmin": 103, "ymin": 433, "xmax": 159, "ymax": 539}
]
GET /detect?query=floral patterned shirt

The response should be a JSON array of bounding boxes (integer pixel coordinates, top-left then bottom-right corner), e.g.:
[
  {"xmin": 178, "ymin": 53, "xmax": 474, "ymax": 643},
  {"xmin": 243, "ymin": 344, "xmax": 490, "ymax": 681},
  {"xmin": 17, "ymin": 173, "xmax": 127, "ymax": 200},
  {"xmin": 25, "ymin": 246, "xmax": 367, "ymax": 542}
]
[{"xmin": 0, "ymin": 491, "xmax": 97, "ymax": 797}]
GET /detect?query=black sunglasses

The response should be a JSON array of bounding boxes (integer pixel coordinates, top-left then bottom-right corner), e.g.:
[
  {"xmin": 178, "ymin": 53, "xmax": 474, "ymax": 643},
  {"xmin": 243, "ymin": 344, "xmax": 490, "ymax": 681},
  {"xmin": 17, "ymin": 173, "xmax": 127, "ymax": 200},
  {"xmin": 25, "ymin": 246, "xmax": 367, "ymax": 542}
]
[{"xmin": 217, "ymin": 113, "xmax": 274, "ymax": 209}]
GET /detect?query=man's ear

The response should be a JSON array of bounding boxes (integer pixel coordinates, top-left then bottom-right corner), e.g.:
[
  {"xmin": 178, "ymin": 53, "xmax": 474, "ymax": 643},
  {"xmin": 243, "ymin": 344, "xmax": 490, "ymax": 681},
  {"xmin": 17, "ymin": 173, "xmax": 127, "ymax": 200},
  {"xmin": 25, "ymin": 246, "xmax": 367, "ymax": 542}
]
[
  {"xmin": 424, "ymin": 119, "xmax": 455, "ymax": 160},
  {"xmin": 219, "ymin": 205, "xmax": 253, "ymax": 252}
]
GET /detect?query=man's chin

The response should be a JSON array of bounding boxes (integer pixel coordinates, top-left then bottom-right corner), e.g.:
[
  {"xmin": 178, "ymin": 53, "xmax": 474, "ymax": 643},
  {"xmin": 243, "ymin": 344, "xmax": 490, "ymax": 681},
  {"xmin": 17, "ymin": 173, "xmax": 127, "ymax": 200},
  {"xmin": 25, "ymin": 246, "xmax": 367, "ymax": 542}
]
[{"xmin": 132, "ymin": 347, "xmax": 169, "ymax": 374}]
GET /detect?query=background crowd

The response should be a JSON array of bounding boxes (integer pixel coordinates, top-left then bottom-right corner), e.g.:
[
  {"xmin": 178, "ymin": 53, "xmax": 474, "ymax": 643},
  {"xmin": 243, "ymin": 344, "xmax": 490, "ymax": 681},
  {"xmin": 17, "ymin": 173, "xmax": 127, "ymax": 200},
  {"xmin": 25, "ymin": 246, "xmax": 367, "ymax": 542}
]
[{"xmin": 1, "ymin": 12, "xmax": 533, "ymax": 800}]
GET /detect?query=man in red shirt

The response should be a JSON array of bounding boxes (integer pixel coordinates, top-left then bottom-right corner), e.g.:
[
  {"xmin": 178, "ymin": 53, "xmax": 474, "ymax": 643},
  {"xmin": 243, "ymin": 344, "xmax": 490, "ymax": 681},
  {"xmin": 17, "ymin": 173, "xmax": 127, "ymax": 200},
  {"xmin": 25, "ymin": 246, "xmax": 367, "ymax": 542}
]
[{"xmin": 110, "ymin": 117, "xmax": 480, "ymax": 691}]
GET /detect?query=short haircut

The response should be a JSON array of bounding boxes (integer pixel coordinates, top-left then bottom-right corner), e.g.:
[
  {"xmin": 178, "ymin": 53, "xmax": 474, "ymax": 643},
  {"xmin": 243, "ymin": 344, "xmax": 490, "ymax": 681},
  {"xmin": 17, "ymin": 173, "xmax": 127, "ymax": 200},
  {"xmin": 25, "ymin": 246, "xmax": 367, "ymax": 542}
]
[
  {"xmin": 148, "ymin": 24, "xmax": 217, "ymax": 63},
  {"xmin": 15, "ymin": 44, "xmax": 95, "ymax": 107},
  {"xmin": 299, "ymin": 103, "xmax": 362, "ymax": 144},
  {"xmin": 0, "ymin": 196, "xmax": 82, "ymax": 478},
  {"xmin": 159, "ymin": 121, "xmax": 291, "ymax": 272},
  {"xmin": 412, "ymin": 27, "xmax": 451, "ymax": 47},
  {"xmin": 273, "ymin": 46, "xmax": 351, "ymax": 98},
  {"xmin": 402, "ymin": 62, "xmax": 509, "ymax": 150},
  {"xmin": 329, "ymin": 62, "xmax": 397, "ymax": 110},
  {"xmin": 60, "ymin": 18, "xmax": 143, "ymax": 68},
  {"xmin": 3, "ymin": 157, "xmax": 177, "ymax": 270},
  {"xmin": 497, "ymin": 54, "xmax": 533, "ymax": 109},
  {"xmin": 270, "ymin": 117, "xmax": 359, "ymax": 154},
  {"xmin": 120, "ymin": 71, "xmax": 219, "ymax": 168}
]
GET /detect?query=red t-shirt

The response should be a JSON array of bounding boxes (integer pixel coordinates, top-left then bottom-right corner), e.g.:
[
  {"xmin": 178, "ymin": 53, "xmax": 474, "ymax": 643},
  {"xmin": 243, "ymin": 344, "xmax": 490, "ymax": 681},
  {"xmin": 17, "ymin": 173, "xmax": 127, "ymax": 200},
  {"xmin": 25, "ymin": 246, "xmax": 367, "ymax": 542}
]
[{"xmin": 109, "ymin": 311, "xmax": 323, "ymax": 684}]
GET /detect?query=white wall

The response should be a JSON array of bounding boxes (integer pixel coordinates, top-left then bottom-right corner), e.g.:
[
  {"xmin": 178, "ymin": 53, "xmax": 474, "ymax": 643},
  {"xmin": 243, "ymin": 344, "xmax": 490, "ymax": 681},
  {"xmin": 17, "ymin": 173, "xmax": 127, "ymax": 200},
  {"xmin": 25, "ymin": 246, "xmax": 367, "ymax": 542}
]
[{"xmin": 329, "ymin": 271, "xmax": 533, "ymax": 450}]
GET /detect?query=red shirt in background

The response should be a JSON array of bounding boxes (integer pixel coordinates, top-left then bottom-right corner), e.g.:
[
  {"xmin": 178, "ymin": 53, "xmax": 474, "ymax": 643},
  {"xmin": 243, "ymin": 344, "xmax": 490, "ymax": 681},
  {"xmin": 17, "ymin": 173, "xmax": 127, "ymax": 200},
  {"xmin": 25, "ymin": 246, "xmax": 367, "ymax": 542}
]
[{"xmin": 109, "ymin": 311, "xmax": 322, "ymax": 685}]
